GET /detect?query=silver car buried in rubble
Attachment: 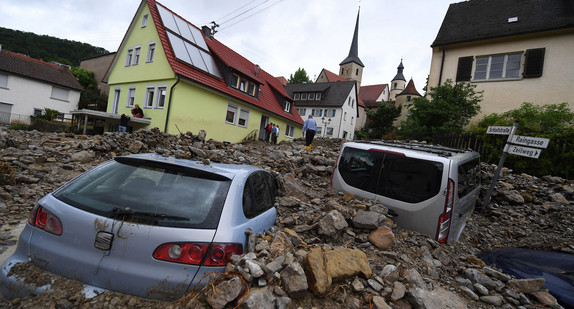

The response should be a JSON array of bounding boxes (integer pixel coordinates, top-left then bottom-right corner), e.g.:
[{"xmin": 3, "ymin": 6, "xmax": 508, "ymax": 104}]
[{"xmin": 0, "ymin": 153, "xmax": 278, "ymax": 300}]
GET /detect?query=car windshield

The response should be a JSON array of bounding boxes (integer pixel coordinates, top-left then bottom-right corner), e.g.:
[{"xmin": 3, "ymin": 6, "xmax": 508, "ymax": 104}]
[{"xmin": 54, "ymin": 158, "xmax": 231, "ymax": 228}]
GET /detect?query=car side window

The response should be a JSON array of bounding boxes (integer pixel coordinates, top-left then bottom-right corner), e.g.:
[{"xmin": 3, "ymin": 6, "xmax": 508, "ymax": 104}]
[
  {"xmin": 338, "ymin": 147, "xmax": 384, "ymax": 194},
  {"xmin": 457, "ymin": 158, "xmax": 480, "ymax": 197},
  {"xmin": 243, "ymin": 172, "xmax": 277, "ymax": 219}
]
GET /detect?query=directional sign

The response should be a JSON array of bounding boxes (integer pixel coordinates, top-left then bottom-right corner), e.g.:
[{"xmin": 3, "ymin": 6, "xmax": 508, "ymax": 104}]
[
  {"xmin": 487, "ymin": 126, "xmax": 513, "ymax": 135},
  {"xmin": 510, "ymin": 135, "xmax": 550, "ymax": 149},
  {"xmin": 507, "ymin": 145, "xmax": 542, "ymax": 158}
]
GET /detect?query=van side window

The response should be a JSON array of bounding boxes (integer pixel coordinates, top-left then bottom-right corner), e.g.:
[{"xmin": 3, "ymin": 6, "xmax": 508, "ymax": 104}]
[
  {"xmin": 378, "ymin": 154, "xmax": 443, "ymax": 203},
  {"xmin": 457, "ymin": 158, "xmax": 481, "ymax": 197},
  {"xmin": 243, "ymin": 172, "xmax": 278, "ymax": 219}
]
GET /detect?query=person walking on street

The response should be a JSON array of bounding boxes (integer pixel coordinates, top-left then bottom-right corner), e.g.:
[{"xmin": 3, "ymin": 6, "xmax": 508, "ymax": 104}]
[{"xmin": 302, "ymin": 115, "xmax": 317, "ymax": 151}]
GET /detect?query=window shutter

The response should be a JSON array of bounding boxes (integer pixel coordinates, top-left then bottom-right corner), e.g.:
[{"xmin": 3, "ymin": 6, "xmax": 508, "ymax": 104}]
[
  {"xmin": 523, "ymin": 48, "xmax": 545, "ymax": 78},
  {"xmin": 456, "ymin": 56, "xmax": 473, "ymax": 82}
]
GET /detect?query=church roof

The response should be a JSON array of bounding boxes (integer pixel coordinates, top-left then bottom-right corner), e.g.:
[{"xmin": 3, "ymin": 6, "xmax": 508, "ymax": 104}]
[
  {"xmin": 360, "ymin": 84, "xmax": 388, "ymax": 108},
  {"xmin": 318, "ymin": 68, "xmax": 348, "ymax": 82},
  {"xmin": 391, "ymin": 60, "xmax": 405, "ymax": 82},
  {"xmin": 432, "ymin": 0, "xmax": 574, "ymax": 47},
  {"xmin": 339, "ymin": 9, "xmax": 364, "ymax": 67},
  {"xmin": 398, "ymin": 79, "xmax": 421, "ymax": 97},
  {"xmin": 0, "ymin": 49, "xmax": 83, "ymax": 91}
]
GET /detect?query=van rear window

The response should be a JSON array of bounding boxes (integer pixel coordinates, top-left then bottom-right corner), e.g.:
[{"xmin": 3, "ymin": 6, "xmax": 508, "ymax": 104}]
[{"xmin": 338, "ymin": 147, "xmax": 443, "ymax": 203}]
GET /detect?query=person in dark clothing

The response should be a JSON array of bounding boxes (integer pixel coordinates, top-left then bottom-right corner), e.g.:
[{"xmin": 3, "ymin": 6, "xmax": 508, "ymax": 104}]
[
  {"xmin": 131, "ymin": 104, "xmax": 144, "ymax": 118},
  {"xmin": 119, "ymin": 114, "xmax": 130, "ymax": 133}
]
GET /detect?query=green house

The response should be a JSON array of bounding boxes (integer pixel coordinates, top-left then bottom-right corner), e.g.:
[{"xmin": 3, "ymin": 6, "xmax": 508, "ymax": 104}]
[{"xmin": 101, "ymin": 0, "xmax": 303, "ymax": 142}]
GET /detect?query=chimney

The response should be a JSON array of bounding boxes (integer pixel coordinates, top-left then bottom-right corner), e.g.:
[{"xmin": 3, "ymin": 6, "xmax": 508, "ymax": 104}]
[{"xmin": 202, "ymin": 26, "xmax": 213, "ymax": 39}]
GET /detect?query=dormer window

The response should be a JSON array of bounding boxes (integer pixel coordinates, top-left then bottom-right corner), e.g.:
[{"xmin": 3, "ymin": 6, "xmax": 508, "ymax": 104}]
[
  {"xmin": 293, "ymin": 93, "xmax": 300, "ymax": 100},
  {"xmin": 316, "ymin": 93, "xmax": 321, "ymax": 100},
  {"xmin": 284, "ymin": 101, "xmax": 291, "ymax": 113},
  {"xmin": 309, "ymin": 93, "xmax": 315, "ymax": 100},
  {"xmin": 231, "ymin": 73, "xmax": 258, "ymax": 97},
  {"xmin": 301, "ymin": 93, "xmax": 308, "ymax": 100}
]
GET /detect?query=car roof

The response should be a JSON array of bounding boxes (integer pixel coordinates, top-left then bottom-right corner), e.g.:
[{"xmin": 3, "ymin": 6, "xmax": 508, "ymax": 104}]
[
  {"xmin": 347, "ymin": 141, "xmax": 479, "ymax": 159},
  {"xmin": 116, "ymin": 153, "xmax": 263, "ymax": 180}
]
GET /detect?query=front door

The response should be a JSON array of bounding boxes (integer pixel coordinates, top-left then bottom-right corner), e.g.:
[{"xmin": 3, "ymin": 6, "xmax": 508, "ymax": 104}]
[{"xmin": 259, "ymin": 115, "xmax": 269, "ymax": 141}]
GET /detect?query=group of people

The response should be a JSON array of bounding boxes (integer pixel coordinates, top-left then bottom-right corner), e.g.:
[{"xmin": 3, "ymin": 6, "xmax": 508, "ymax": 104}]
[
  {"xmin": 264, "ymin": 122, "xmax": 280, "ymax": 144},
  {"xmin": 118, "ymin": 104, "xmax": 145, "ymax": 133}
]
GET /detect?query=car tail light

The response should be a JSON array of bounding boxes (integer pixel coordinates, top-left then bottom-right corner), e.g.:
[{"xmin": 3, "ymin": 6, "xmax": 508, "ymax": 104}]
[
  {"xmin": 29, "ymin": 204, "xmax": 63, "ymax": 236},
  {"xmin": 153, "ymin": 243, "xmax": 243, "ymax": 266},
  {"xmin": 436, "ymin": 178, "xmax": 455, "ymax": 243}
]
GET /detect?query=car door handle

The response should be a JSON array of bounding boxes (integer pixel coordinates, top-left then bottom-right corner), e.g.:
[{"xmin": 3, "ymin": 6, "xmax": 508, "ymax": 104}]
[{"xmin": 387, "ymin": 209, "xmax": 398, "ymax": 218}]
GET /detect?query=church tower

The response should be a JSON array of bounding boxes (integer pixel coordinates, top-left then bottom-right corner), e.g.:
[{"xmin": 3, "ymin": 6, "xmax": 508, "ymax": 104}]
[
  {"xmin": 339, "ymin": 8, "xmax": 364, "ymax": 88},
  {"xmin": 389, "ymin": 60, "xmax": 406, "ymax": 101}
]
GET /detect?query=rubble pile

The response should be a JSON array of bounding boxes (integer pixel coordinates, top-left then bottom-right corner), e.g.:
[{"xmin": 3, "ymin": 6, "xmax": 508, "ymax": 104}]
[{"xmin": 0, "ymin": 129, "xmax": 572, "ymax": 309}]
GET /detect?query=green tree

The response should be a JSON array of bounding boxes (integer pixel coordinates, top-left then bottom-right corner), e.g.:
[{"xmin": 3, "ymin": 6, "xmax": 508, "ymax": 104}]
[
  {"xmin": 288, "ymin": 68, "xmax": 312, "ymax": 84},
  {"xmin": 473, "ymin": 102, "xmax": 574, "ymax": 132},
  {"xmin": 70, "ymin": 67, "xmax": 108, "ymax": 111},
  {"xmin": 360, "ymin": 102, "xmax": 402, "ymax": 139},
  {"xmin": 399, "ymin": 79, "xmax": 482, "ymax": 137}
]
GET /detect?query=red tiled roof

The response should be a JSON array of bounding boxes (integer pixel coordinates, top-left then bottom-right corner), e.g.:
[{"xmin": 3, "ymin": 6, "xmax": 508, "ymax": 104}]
[
  {"xmin": 360, "ymin": 84, "xmax": 388, "ymax": 108},
  {"xmin": 148, "ymin": 0, "xmax": 302, "ymax": 125},
  {"xmin": 319, "ymin": 68, "xmax": 348, "ymax": 82},
  {"xmin": 0, "ymin": 49, "xmax": 83, "ymax": 91},
  {"xmin": 275, "ymin": 76, "xmax": 288, "ymax": 86},
  {"xmin": 398, "ymin": 79, "xmax": 421, "ymax": 97}
]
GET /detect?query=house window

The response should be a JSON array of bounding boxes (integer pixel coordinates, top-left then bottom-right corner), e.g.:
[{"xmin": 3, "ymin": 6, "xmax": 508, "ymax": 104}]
[
  {"xmin": 226, "ymin": 104, "xmax": 238, "ymax": 124},
  {"xmin": 316, "ymin": 127, "xmax": 322, "ymax": 135},
  {"xmin": 156, "ymin": 86, "xmax": 167, "ymax": 108},
  {"xmin": 51, "ymin": 86, "xmax": 69, "ymax": 101},
  {"xmin": 351, "ymin": 117, "xmax": 354, "ymax": 125},
  {"xmin": 247, "ymin": 82, "xmax": 256, "ymax": 96},
  {"xmin": 352, "ymin": 99, "xmax": 355, "ymax": 107},
  {"xmin": 326, "ymin": 127, "xmax": 334, "ymax": 136},
  {"xmin": 144, "ymin": 86, "xmax": 155, "ymax": 108},
  {"xmin": 147, "ymin": 42, "xmax": 156, "ymax": 63},
  {"xmin": 285, "ymin": 124, "xmax": 295, "ymax": 138},
  {"xmin": 238, "ymin": 108, "xmax": 249, "ymax": 127},
  {"xmin": 293, "ymin": 93, "xmax": 300, "ymax": 100},
  {"xmin": 523, "ymin": 48, "xmax": 545, "ymax": 78},
  {"xmin": 406, "ymin": 96, "xmax": 411, "ymax": 102},
  {"xmin": 141, "ymin": 14, "xmax": 148, "ymax": 27},
  {"xmin": 301, "ymin": 93, "xmax": 308, "ymax": 100},
  {"xmin": 133, "ymin": 46, "xmax": 141, "ymax": 65},
  {"xmin": 298, "ymin": 108, "xmax": 306, "ymax": 116},
  {"xmin": 343, "ymin": 131, "xmax": 348, "ymax": 139},
  {"xmin": 344, "ymin": 112, "xmax": 347, "ymax": 121},
  {"xmin": 0, "ymin": 73, "xmax": 8, "ymax": 88},
  {"xmin": 324, "ymin": 109, "xmax": 336, "ymax": 117},
  {"xmin": 312, "ymin": 109, "xmax": 322, "ymax": 117},
  {"xmin": 284, "ymin": 101, "xmax": 291, "ymax": 113},
  {"xmin": 34, "ymin": 108, "xmax": 43, "ymax": 117},
  {"xmin": 356, "ymin": 68, "xmax": 359, "ymax": 75},
  {"xmin": 127, "ymin": 87, "xmax": 136, "ymax": 107},
  {"xmin": 112, "ymin": 88, "xmax": 121, "ymax": 112},
  {"xmin": 308, "ymin": 93, "xmax": 315, "ymax": 100},
  {"xmin": 126, "ymin": 48, "xmax": 133, "ymax": 66},
  {"xmin": 393, "ymin": 82, "xmax": 397, "ymax": 89},
  {"xmin": 473, "ymin": 53, "xmax": 522, "ymax": 80},
  {"xmin": 231, "ymin": 74, "xmax": 240, "ymax": 88},
  {"xmin": 316, "ymin": 93, "xmax": 321, "ymax": 100}
]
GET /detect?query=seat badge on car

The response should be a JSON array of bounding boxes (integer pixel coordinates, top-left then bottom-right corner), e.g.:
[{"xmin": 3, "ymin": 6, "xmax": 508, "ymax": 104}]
[{"xmin": 94, "ymin": 231, "xmax": 114, "ymax": 251}]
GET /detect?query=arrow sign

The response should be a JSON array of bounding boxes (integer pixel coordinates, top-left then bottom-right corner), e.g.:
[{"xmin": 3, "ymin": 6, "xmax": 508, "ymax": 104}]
[
  {"xmin": 487, "ymin": 126, "xmax": 513, "ymax": 135},
  {"xmin": 507, "ymin": 145, "xmax": 542, "ymax": 158},
  {"xmin": 511, "ymin": 135, "xmax": 550, "ymax": 149}
]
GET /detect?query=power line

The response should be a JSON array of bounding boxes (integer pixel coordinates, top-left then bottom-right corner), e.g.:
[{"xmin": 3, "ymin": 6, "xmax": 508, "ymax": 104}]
[
  {"xmin": 218, "ymin": 0, "xmax": 270, "ymax": 26},
  {"xmin": 219, "ymin": 0, "xmax": 284, "ymax": 31},
  {"xmin": 215, "ymin": 0, "xmax": 260, "ymax": 23}
]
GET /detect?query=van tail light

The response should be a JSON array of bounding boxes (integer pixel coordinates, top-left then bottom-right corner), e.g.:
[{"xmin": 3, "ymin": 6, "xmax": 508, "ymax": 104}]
[
  {"xmin": 436, "ymin": 178, "xmax": 455, "ymax": 243},
  {"xmin": 153, "ymin": 243, "xmax": 243, "ymax": 266},
  {"xmin": 29, "ymin": 204, "xmax": 63, "ymax": 236}
]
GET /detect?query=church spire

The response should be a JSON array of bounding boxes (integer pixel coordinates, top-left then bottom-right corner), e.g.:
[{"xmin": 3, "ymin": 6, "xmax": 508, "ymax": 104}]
[{"xmin": 339, "ymin": 8, "xmax": 364, "ymax": 67}]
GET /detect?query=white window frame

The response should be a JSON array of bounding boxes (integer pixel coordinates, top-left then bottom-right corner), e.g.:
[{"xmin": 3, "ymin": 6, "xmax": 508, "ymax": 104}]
[
  {"xmin": 50, "ymin": 86, "xmax": 69, "ymax": 101},
  {"xmin": 284, "ymin": 101, "xmax": 291, "ymax": 113},
  {"xmin": 238, "ymin": 108, "xmax": 249, "ymax": 128},
  {"xmin": 225, "ymin": 103, "xmax": 238, "ymax": 125},
  {"xmin": 125, "ymin": 47, "xmax": 134, "ymax": 67},
  {"xmin": 308, "ymin": 93, "xmax": 315, "ymax": 100},
  {"xmin": 155, "ymin": 85, "xmax": 167, "ymax": 109},
  {"xmin": 34, "ymin": 108, "xmax": 43, "ymax": 117},
  {"xmin": 147, "ymin": 42, "xmax": 156, "ymax": 63},
  {"xmin": 231, "ymin": 74, "xmax": 240, "ymax": 89},
  {"xmin": 293, "ymin": 93, "xmax": 300, "ymax": 100},
  {"xmin": 0, "ymin": 73, "xmax": 8, "ymax": 88},
  {"xmin": 473, "ymin": 53, "xmax": 522, "ymax": 81},
  {"xmin": 326, "ymin": 127, "xmax": 334, "ymax": 136},
  {"xmin": 141, "ymin": 14, "xmax": 149, "ymax": 28},
  {"xmin": 247, "ymin": 82, "xmax": 256, "ymax": 96},
  {"xmin": 112, "ymin": 88, "xmax": 121, "ymax": 113},
  {"xmin": 316, "ymin": 127, "xmax": 322, "ymax": 135},
  {"xmin": 285, "ymin": 124, "xmax": 295, "ymax": 138},
  {"xmin": 312, "ymin": 109, "xmax": 322, "ymax": 117},
  {"xmin": 301, "ymin": 93, "xmax": 308, "ymax": 100},
  {"xmin": 316, "ymin": 93, "xmax": 321, "ymax": 100},
  {"xmin": 133, "ymin": 46, "xmax": 141, "ymax": 66},
  {"xmin": 144, "ymin": 86, "xmax": 155, "ymax": 108},
  {"xmin": 127, "ymin": 87, "xmax": 136, "ymax": 107},
  {"xmin": 298, "ymin": 108, "xmax": 306, "ymax": 116}
]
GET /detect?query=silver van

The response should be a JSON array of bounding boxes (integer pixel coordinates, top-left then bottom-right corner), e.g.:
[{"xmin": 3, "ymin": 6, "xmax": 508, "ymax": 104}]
[{"xmin": 331, "ymin": 141, "xmax": 480, "ymax": 243}]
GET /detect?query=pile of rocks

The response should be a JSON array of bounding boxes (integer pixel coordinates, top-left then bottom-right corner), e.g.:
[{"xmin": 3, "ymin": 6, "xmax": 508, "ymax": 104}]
[{"xmin": 0, "ymin": 128, "xmax": 572, "ymax": 309}]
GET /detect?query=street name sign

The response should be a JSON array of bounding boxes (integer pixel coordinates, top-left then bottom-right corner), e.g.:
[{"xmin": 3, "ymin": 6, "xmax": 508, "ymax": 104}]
[
  {"xmin": 507, "ymin": 145, "xmax": 542, "ymax": 159},
  {"xmin": 510, "ymin": 135, "xmax": 550, "ymax": 149},
  {"xmin": 486, "ymin": 126, "xmax": 513, "ymax": 135}
]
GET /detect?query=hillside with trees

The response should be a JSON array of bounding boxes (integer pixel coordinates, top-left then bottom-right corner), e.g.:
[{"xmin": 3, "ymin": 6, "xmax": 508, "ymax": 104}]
[{"xmin": 0, "ymin": 27, "xmax": 109, "ymax": 66}]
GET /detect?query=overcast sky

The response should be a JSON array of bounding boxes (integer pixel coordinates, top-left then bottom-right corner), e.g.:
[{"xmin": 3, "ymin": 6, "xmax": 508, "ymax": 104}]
[{"xmin": 0, "ymin": 0, "xmax": 456, "ymax": 92}]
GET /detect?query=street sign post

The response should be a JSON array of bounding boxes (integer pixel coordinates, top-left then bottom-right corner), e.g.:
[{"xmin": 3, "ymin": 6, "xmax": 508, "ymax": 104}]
[
  {"xmin": 486, "ymin": 126, "xmax": 513, "ymax": 135},
  {"xmin": 507, "ymin": 145, "xmax": 542, "ymax": 159},
  {"xmin": 510, "ymin": 135, "xmax": 550, "ymax": 149}
]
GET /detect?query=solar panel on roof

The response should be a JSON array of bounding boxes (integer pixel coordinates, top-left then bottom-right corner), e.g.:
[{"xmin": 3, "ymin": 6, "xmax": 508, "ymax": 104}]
[{"xmin": 157, "ymin": 5, "xmax": 221, "ymax": 78}]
